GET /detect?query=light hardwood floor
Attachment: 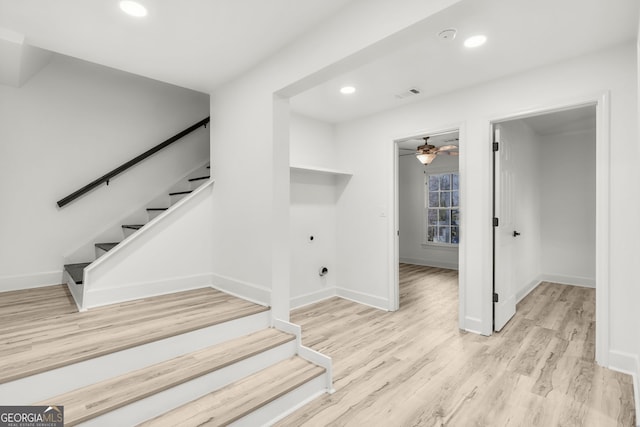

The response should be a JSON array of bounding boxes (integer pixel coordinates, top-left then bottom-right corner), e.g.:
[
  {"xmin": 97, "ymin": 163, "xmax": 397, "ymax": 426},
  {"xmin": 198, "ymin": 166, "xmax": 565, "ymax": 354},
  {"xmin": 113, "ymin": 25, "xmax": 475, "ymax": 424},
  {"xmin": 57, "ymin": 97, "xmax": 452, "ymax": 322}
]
[
  {"xmin": 0, "ymin": 285, "xmax": 268, "ymax": 384},
  {"xmin": 277, "ymin": 264, "xmax": 636, "ymax": 427}
]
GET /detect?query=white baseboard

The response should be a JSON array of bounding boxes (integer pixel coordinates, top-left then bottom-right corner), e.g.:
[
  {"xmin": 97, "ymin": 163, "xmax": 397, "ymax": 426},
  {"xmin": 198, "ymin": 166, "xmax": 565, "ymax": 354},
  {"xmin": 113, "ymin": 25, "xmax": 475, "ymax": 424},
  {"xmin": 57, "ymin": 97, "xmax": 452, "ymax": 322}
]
[
  {"xmin": 211, "ymin": 272, "xmax": 271, "ymax": 307},
  {"xmin": 608, "ymin": 349, "xmax": 640, "ymax": 426},
  {"xmin": 335, "ymin": 287, "xmax": 389, "ymax": 311},
  {"xmin": 399, "ymin": 258, "xmax": 458, "ymax": 271},
  {"xmin": 539, "ymin": 273, "xmax": 595, "ymax": 288},
  {"xmin": 83, "ymin": 273, "xmax": 213, "ymax": 309},
  {"xmin": 0, "ymin": 270, "xmax": 63, "ymax": 292},
  {"xmin": 516, "ymin": 278, "xmax": 543, "ymax": 303},
  {"xmin": 290, "ymin": 288, "xmax": 336, "ymax": 310}
]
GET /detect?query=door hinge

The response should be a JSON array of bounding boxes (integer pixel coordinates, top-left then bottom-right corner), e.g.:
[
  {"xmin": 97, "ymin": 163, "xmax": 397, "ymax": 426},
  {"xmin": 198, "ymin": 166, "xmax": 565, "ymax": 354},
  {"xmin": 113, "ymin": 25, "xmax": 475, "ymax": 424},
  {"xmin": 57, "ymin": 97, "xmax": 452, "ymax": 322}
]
[
  {"xmin": 493, "ymin": 293, "xmax": 499, "ymax": 303},
  {"xmin": 493, "ymin": 217, "xmax": 499, "ymax": 227},
  {"xmin": 493, "ymin": 142, "xmax": 499, "ymax": 152}
]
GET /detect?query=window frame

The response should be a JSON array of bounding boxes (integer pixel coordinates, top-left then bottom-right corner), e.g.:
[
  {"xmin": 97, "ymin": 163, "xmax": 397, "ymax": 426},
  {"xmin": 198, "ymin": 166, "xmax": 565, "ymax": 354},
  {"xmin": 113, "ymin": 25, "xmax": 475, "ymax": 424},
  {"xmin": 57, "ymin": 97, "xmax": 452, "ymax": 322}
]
[{"xmin": 423, "ymin": 169, "xmax": 460, "ymax": 247}]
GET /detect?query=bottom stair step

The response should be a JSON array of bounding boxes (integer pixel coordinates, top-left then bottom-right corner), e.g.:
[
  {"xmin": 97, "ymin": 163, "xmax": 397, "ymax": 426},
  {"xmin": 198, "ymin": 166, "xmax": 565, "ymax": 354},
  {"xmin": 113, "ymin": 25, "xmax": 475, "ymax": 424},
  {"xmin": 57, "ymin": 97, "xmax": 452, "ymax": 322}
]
[
  {"xmin": 138, "ymin": 356, "xmax": 326, "ymax": 427},
  {"xmin": 36, "ymin": 328, "xmax": 295, "ymax": 426},
  {"xmin": 64, "ymin": 262, "xmax": 91, "ymax": 285}
]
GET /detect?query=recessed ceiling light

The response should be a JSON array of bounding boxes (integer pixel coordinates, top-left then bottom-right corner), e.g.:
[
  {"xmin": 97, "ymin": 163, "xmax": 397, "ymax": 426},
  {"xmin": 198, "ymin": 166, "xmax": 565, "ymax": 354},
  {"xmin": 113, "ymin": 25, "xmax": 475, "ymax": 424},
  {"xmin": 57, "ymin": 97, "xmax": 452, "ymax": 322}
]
[
  {"xmin": 340, "ymin": 86, "xmax": 356, "ymax": 95},
  {"xmin": 464, "ymin": 35, "xmax": 487, "ymax": 48},
  {"xmin": 119, "ymin": 1, "xmax": 147, "ymax": 17}
]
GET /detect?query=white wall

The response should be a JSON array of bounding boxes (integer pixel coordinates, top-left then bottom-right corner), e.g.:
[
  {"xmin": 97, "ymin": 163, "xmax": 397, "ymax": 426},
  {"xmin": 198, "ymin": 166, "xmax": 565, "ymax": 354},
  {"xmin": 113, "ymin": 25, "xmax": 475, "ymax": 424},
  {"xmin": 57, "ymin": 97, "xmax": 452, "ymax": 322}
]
[
  {"xmin": 0, "ymin": 54, "xmax": 209, "ymax": 291},
  {"xmin": 290, "ymin": 171, "xmax": 338, "ymax": 308},
  {"xmin": 398, "ymin": 153, "xmax": 459, "ymax": 269},
  {"xmin": 539, "ymin": 129, "xmax": 596, "ymax": 287},
  {"xmin": 289, "ymin": 113, "xmax": 339, "ymax": 308},
  {"xmin": 333, "ymin": 43, "xmax": 638, "ymax": 366},
  {"xmin": 290, "ymin": 113, "xmax": 337, "ymax": 169},
  {"xmin": 498, "ymin": 120, "xmax": 542, "ymax": 301},
  {"xmin": 208, "ymin": 0, "xmax": 463, "ymax": 319}
]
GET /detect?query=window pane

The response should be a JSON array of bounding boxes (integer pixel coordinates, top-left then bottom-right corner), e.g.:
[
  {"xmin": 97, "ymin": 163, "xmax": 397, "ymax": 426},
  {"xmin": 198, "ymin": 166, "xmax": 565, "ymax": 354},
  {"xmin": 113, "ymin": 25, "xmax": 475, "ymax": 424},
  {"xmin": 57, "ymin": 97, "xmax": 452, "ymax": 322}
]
[
  {"xmin": 428, "ymin": 209, "xmax": 438, "ymax": 225},
  {"xmin": 451, "ymin": 209, "xmax": 460, "ymax": 226},
  {"xmin": 451, "ymin": 191, "xmax": 459, "ymax": 207},
  {"xmin": 429, "ymin": 192, "xmax": 439, "ymax": 207},
  {"xmin": 437, "ymin": 226, "xmax": 450, "ymax": 243},
  {"xmin": 452, "ymin": 173, "xmax": 459, "ymax": 190},
  {"xmin": 451, "ymin": 227, "xmax": 459, "ymax": 244},
  {"xmin": 440, "ymin": 192, "xmax": 450, "ymax": 208},
  {"xmin": 429, "ymin": 175, "xmax": 439, "ymax": 192},
  {"xmin": 427, "ymin": 226, "xmax": 435, "ymax": 242},
  {"xmin": 438, "ymin": 209, "xmax": 450, "ymax": 225},
  {"xmin": 440, "ymin": 174, "xmax": 451, "ymax": 190}
]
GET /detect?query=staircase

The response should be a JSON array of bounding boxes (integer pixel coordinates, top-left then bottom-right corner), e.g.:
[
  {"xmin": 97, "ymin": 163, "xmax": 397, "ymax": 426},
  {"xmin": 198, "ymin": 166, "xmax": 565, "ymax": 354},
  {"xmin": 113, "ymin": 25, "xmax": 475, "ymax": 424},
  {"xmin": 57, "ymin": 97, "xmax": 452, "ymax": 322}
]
[
  {"xmin": 0, "ymin": 286, "xmax": 332, "ymax": 426},
  {"xmin": 63, "ymin": 164, "xmax": 211, "ymax": 293}
]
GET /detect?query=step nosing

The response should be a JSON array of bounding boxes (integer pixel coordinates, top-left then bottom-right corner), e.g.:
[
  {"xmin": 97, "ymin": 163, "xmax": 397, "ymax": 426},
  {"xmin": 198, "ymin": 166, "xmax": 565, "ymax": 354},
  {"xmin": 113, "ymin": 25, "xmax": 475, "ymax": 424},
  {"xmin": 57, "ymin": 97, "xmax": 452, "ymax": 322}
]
[
  {"xmin": 39, "ymin": 329, "xmax": 295, "ymax": 425},
  {"xmin": 188, "ymin": 176, "xmax": 210, "ymax": 182},
  {"xmin": 141, "ymin": 357, "xmax": 326, "ymax": 426},
  {"xmin": 1, "ymin": 305, "xmax": 272, "ymax": 386},
  {"xmin": 169, "ymin": 191, "xmax": 192, "ymax": 195}
]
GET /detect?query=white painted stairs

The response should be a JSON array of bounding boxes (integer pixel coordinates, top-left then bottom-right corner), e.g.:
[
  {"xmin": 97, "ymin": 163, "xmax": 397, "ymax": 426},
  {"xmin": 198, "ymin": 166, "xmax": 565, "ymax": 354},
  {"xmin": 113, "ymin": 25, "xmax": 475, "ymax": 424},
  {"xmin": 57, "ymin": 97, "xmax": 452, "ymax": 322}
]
[
  {"xmin": 62, "ymin": 163, "xmax": 211, "ymax": 309},
  {"xmin": 0, "ymin": 291, "xmax": 332, "ymax": 426}
]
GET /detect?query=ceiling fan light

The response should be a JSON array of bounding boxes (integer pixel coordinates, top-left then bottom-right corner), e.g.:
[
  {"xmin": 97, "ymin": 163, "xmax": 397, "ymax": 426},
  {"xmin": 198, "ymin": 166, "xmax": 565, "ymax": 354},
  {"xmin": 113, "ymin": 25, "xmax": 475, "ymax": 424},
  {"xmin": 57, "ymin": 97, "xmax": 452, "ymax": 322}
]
[{"xmin": 416, "ymin": 152, "xmax": 437, "ymax": 165}]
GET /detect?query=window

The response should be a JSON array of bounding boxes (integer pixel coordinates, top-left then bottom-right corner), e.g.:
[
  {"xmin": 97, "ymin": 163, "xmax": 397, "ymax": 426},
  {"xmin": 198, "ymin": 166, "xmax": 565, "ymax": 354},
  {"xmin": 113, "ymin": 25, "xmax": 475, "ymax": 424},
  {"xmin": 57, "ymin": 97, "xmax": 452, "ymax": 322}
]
[{"xmin": 426, "ymin": 172, "xmax": 459, "ymax": 245}]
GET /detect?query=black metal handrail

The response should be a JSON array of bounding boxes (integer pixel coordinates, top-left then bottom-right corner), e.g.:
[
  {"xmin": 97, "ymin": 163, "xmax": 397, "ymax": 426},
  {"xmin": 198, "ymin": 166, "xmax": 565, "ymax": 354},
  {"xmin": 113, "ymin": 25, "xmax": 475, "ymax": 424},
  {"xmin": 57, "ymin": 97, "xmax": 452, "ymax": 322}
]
[{"xmin": 57, "ymin": 116, "xmax": 210, "ymax": 208}]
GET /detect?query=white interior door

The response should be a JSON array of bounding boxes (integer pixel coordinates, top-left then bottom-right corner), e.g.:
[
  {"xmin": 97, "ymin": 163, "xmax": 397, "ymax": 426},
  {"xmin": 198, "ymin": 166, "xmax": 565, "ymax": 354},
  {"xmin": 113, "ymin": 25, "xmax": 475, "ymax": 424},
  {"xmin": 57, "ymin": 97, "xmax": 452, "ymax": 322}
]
[{"xmin": 493, "ymin": 124, "xmax": 517, "ymax": 331}]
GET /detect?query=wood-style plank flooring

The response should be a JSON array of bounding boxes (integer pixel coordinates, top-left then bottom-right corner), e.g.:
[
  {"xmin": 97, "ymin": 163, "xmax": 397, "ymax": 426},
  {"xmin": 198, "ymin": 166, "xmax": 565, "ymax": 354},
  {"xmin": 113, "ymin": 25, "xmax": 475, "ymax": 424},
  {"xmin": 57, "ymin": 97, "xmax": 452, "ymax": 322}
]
[
  {"xmin": 277, "ymin": 264, "xmax": 636, "ymax": 426},
  {"xmin": 0, "ymin": 285, "xmax": 268, "ymax": 384}
]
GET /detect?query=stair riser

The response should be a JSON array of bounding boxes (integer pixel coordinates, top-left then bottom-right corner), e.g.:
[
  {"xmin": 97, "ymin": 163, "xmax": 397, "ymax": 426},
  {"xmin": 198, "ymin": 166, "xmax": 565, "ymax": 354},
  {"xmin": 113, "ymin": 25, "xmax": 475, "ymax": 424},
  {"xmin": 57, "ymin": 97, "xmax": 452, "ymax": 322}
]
[
  {"xmin": 232, "ymin": 374, "xmax": 327, "ymax": 427},
  {"xmin": 147, "ymin": 210, "xmax": 165, "ymax": 221},
  {"xmin": 122, "ymin": 227, "xmax": 139, "ymax": 238},
  {"xmin": 0, "ymin": 311, "xmax": 271, "ymax": 405},
  {"xmin": 63, "ymin": 270, "xmax": 84, "ymax": 311},
  {"xmin": 95, "ymin": 247, "xmax": 109, "ymax": 259},
  {"xmin": 169, "ymin": 193, "xmax": 189, "ymax": 205},
  {"xmin": 189, "ymin": 179, "xmax": 209, "ymax": 191},
  {"xmin": 80, "ymin": 340, "xmax": 297, "ymax": 427}
]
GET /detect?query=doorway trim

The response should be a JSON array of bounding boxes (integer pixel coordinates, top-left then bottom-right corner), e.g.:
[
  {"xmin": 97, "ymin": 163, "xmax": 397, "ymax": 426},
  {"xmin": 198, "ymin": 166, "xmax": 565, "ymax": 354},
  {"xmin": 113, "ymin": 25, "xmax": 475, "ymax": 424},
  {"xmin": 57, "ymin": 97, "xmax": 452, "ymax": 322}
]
[
  {"xmin": 391, "ymin": 122, "xmax": 466, "ymax": 326},
  {"xmin": 487, "ymin": 91, "xmax": 610, "ymax": 366}
]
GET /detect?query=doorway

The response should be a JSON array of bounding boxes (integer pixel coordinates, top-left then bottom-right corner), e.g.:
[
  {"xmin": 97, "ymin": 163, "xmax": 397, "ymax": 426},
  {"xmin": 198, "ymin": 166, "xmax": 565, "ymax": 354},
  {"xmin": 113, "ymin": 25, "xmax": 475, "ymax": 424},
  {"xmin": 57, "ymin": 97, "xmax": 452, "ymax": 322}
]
[
  {"xmin": 492, "ymin": 105, "xmax": 597, "ymax": 341},
  {"xmin": 394, "ymin": 129, "xmax": 460, "ymax": 310}
]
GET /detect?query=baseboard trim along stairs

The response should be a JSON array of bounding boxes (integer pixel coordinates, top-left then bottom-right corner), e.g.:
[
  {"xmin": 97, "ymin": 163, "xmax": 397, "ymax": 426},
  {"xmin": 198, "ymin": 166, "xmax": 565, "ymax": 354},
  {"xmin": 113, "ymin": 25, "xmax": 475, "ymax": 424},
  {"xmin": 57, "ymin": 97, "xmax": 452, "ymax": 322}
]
[{"xmin": 0, "ymin": 286, "xmax": 333, "ymax": 426}]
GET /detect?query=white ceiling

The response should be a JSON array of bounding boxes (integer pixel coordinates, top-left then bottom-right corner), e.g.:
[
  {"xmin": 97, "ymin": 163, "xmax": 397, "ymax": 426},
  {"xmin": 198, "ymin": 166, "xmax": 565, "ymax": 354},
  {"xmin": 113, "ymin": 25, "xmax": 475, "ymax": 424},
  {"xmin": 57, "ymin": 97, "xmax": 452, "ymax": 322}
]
[
  {"xmin": 0, "ymin": 0, "xmax": 636, "ymax": 122},
  {"xmin": 291, "ymin": 0, "xmax": 639, "ymax": 124},
  {"xmin": 519, "ymin": 105, "xmax": 596, "ymax": 136},
  {"xmin": 0, "ymin": 0, "xmax": 355, "ymax": 93}
]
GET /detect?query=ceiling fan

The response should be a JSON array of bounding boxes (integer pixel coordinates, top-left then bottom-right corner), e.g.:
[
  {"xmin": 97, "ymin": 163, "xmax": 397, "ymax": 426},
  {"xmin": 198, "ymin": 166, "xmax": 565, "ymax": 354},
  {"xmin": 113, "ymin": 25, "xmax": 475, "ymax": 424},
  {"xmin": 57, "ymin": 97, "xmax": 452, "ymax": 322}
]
[{"xmin": 399, "ymin": 136, "xmax": 459, "ymax": 165}]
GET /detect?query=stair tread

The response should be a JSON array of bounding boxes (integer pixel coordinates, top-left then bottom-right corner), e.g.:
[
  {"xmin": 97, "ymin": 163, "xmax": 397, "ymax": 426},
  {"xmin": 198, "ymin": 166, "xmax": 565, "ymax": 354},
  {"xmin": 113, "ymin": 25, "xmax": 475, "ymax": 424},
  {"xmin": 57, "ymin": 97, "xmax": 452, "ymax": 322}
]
[
  {"xmin": 0, "ymin": 288, "xmax": 270, "ymax": 385},
  {"xmin": 188, "ymin": 176, "xmax": 210, "ymax": 182},
  {"xmin": 36, "ymin": 328, "xmax": 295, "ymax": 426},
  {"xmin": 139, "ymin": 356, "xmax": 325, "ymax": 427},
  {"xmin": 169, "ymin": 190, "xmax": 192, "ymax": 196},
  {"xmin": 122, "ymin": 224, "xmax": 144, "ymax": 230},
  {"xmin": 146, "ymin": 208, "xmax": 168, "ymax": 211},
  {"xmin": 64, "ymin": 263, "xmax": 91, "ymax": 285},
  {"xmin": 95, "ymin": 243, "xmax": 119, "ymax": 252}
]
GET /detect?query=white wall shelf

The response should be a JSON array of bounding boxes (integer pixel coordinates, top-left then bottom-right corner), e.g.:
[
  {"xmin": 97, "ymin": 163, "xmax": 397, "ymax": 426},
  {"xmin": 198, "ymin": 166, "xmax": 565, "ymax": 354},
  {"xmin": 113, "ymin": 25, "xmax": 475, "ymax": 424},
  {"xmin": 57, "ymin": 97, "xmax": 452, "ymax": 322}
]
[{"xmin": 290, "ymin": 165, "xmax": 353, "ymax": 177}]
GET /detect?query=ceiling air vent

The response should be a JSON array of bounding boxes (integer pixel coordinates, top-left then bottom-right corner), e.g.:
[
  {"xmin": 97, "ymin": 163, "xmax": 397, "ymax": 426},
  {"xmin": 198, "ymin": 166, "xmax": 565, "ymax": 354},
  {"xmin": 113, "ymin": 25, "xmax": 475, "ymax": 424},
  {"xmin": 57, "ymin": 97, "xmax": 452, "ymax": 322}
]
[{"xmin": 395, "ymin": 87, "xmax": 421, "ymax": 99}]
